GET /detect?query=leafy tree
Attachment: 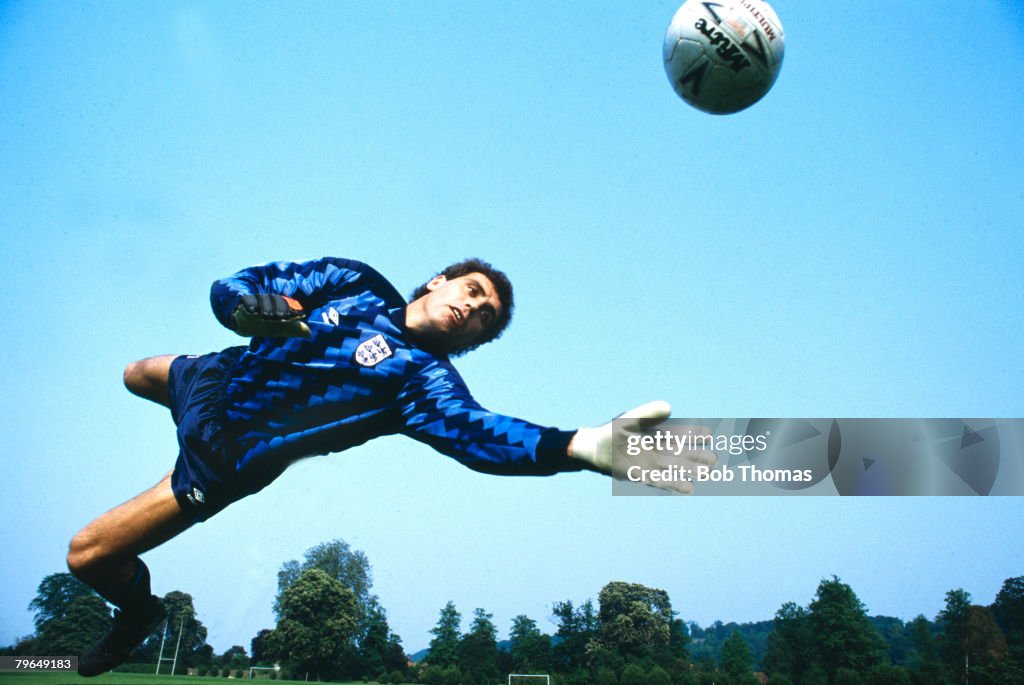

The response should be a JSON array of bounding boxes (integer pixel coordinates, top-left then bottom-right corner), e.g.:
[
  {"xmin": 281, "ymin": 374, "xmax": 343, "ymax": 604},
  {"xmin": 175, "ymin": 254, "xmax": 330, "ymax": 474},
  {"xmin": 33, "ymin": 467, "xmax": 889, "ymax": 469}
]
[
  {"xmin": 937, "ymin": 587, "xmax": 972, "ymax": 671},
  {"xmin": 276, "ymin": 560, "xmax": 302, "ymax": 603},
  {"xmin": 802, "ymin": 662, "xmax": 829, "ymax": 685},
  {"xmin": 251, "ymin": 628, "xmax": 274, "ymax": 666},
  {"xmin": 666, "ymin": 648, "xmax": 698, "ymax": 685},
  {"xmin": 9, "ymin": 635, "xmax": 40, "ymax": 658},
  {"xmin": 907, "ymin": 614, "xmax": 947, "ymax": 684},
  {"xmin": 620, "ymin": 663, "xmax": 646, "ymax": 685},
  {"xmin": 991, "ymin": 576, "xmax": 1024, "ymax": 647},
  {"xmin": 360, "ymin": 603, "xmax": 407, "ymax": 677},
  {"xmin": 663, "ymin": 617, "xmax": 691, "ymax": 662},
  {"xmin": 276, "ymin": 540, "xmax": 373, "ymax": 621},
  {"xmin": 595, "ymin": 581, "xmax": 674, "ymax": 662},
  {"xmin": 647, "ymin": 664, "xmax": 671, "ymax": 685},
  {"xmin": 969, "ymin": 656, "xmax": 1024, "ymax": 685},
  {"xmin": 585, "ymin": 641, "xmax": 625, "ymax": 675},
  {"xmin": 27, "ymin": 571, "xmax": 110, "ymax": 656},
  {"xmin": 761, "ymin": 602, "xmax": 814, "ymax": 683},
  {"xmin": 276, "ymin": 539, "xmax": 401, "ymax": 678},
  {"xmin": 865, "ymin": 663, "xmax": 912, "ymax": 685},
  {"xmin": 559, "ymin": 667, "xmax": 592, "ymax": 685},
  {"xmin": 935, "ymin": 595, "xmax": 1010, "ymax": 684},
  {"xmin": 35, "ymin": 594, "xmax": 110, "ymax": 656},
  {"xmin": 719, "ymin": 630, "xmax": 753, "ymax": 682},
  {"xmin": 686, "ymin": 620, "xmax": 772, "ymax": 673},
  {"xmin": 423, "ymin": 664, "xmax": 461, "ymax": 685},
  {"xmin": 872, "ymin": 616, "xmax": 913, "ymax": 666},
  {"xmin": 552, "ymin": 599, "xmax": 597, "ymax": 672},
  {"xmin": 808, "ymin": 576, "xmax": 886, "ymax": 683},
  {"xmin": 265, "ymin": 568, "xmax": 359, "ymax": 681},
  {"xmin": 835, "ymin": 667, "xmax": 864, "ymax": 685},
  {"xmin": 696, "ymin": 668, "xmax": 726, "ymax": 685},
  {"xmin": 459, "ymin": 608, "xmax": 500, "ymax": 685},
  {"xmin": 595, "ymin": 666, "xmax": 618, "ymax": 685},
  {"xmin": 220, "ymin": 645, "xmax": 250, "ymax": 671},
  {"xmin": 29, "ymin": 573, "xmax": 99, "ymax": 632},
  {"xmin": 136, "ymin": 590, "xmax": 211, "ymax": 671},
  {"xmin": 963, "ymin": 605, "xmax": 1006, "ymax": 667},
  {"xmin": 427, "ymin": 601, "xmax": 462, "ymax": 668},
  {"xmin": 765, "ymin": 675, "xmax": 794, "ymax": 685},
  {"xmin": 509, "ymin": 614, "xmax": 554, "ymax": 673}
]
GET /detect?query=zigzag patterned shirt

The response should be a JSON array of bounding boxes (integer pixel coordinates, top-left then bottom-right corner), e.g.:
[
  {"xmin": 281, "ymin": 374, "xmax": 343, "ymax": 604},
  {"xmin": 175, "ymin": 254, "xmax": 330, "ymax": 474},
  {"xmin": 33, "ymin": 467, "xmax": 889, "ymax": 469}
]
[{"xmin": 208, "ymin": 258, "xmax": 578, "ymax": 489}]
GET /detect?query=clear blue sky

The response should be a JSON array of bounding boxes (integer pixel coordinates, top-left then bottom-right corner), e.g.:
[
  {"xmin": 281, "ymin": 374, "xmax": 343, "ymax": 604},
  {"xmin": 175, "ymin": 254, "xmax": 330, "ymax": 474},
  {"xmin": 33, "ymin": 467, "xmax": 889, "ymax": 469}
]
[{"xmin": 1, "ymin": 1, "xmax": 1022, "ymax": 655}]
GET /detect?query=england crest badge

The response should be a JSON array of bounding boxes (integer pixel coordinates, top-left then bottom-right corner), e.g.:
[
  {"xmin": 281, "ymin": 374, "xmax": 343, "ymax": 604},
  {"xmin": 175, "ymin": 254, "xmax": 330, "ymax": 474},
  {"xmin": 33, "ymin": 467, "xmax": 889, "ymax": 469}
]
[{"xmin": 354, "ymin": 334, "xmax": 393, "ymax": 367}]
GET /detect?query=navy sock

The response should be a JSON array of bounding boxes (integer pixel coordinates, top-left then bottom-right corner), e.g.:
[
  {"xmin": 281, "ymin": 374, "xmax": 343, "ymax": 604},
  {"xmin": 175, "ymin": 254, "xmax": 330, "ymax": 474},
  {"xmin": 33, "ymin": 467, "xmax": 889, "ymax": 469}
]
[{"xmin": 99, "ymin": 558, "xmax": 154, "ymax": 613}]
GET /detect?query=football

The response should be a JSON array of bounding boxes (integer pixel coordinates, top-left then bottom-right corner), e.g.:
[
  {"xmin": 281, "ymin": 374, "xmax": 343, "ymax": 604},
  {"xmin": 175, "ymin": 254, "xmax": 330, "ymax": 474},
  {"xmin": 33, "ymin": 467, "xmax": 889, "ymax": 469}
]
[{"xmin": 663, "ymin": 0, "xmax": 785, "ymax": 114}]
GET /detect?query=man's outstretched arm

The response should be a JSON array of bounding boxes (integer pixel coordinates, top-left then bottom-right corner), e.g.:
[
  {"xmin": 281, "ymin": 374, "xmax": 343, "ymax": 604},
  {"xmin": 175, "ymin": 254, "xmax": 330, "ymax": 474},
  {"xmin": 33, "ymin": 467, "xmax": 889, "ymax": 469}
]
[{"xmin": 397, "ymin": 362, "xmax": 714, "ymax": 492}]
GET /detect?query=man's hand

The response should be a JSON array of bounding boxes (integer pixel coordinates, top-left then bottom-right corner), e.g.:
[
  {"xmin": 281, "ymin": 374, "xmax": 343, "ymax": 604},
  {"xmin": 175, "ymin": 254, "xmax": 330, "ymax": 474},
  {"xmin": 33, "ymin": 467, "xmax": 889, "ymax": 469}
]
[
  {"xmin": 569, "ymin": 401, "xmax": 717, "ymax": 494},
  {"xmin": 231, "ymin": 294, "xmax": 311, "ymax": 338}
]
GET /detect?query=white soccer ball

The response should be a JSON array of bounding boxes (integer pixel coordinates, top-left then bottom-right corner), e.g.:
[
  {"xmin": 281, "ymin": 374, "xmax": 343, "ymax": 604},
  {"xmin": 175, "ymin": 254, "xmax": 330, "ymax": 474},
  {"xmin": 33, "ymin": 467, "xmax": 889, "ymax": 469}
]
[{"xmin": 663, "ymin": 0, "xmax": 785, "ymax": 114}]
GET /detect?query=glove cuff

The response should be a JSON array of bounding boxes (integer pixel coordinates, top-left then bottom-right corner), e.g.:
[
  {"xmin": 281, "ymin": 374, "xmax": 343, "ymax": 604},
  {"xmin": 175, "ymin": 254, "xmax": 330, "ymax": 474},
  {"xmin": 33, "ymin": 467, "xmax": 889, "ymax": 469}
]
[
  {"xmin": 229, "ymin": 302, "xmax": 246, "ymax": 332},
  {"xmin": 537, "ymin": 429, "xmax": 587, "ymax": 473},
  {"xmin": 571, "ymin": 424, "xmax": 611, "ymax": 472}
]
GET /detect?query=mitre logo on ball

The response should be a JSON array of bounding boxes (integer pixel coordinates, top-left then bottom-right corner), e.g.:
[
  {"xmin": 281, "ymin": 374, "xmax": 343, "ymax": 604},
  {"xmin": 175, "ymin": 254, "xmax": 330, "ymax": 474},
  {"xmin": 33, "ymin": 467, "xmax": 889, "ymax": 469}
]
[{"xmin": 663, "ymin": 0, "xmax": 785, "ymax": 114}]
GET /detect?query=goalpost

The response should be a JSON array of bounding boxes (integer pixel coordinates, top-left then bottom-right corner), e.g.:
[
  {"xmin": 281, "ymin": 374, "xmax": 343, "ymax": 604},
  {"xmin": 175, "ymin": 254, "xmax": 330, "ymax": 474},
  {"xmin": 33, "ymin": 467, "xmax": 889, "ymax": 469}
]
[
  {"xmin": 509, "ymin": 674, "xmax": 550, "ymax": 685},
  {"xmin": 248, "ymin": 665, "xmax": 280, "ymax": 679},
  {"xmin": 155, "ymin": 615, "xmax": 182, "ymax": 675}
]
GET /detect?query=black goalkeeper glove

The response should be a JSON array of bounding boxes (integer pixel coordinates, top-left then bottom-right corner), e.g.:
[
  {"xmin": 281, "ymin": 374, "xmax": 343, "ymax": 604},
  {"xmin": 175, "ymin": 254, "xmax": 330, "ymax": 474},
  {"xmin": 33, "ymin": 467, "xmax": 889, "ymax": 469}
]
[{"xmin": 231, "ymin": 294, "xmax": 311, "ymax": 338}]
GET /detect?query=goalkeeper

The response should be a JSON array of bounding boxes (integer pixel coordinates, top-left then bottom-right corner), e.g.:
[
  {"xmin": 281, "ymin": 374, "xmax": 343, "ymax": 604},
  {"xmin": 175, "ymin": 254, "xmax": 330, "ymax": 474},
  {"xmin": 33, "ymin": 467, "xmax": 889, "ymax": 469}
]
[{"xmin": 67, "ymin": 257, "xmax": 714, "ymax": 677}]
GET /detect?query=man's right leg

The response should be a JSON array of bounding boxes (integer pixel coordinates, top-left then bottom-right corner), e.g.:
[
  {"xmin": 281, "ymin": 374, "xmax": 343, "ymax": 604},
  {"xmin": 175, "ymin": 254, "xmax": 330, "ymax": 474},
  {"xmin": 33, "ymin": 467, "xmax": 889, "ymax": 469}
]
[{"xmin": 67, "ymin": 471, "xmax": 196, "ymax": 676}]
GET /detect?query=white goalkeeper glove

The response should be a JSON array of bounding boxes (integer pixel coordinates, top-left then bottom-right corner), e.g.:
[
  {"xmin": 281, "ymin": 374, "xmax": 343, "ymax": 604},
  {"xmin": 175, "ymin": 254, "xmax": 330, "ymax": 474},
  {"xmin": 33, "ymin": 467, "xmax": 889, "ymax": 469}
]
[{"xmin": 570, "ymin": 401, "xmax": 717, "ymax": 494}]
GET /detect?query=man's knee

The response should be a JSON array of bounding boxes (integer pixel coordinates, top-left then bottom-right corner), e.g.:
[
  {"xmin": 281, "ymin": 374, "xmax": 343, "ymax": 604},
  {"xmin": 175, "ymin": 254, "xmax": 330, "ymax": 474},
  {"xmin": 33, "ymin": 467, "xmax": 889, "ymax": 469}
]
[
  {"xmin": 123, "ymin": 356, "xmax": 176, "ymax": 406},
  {"xmin": 67, "ymin": 529, "xmax": 104, "ymax": 580},
  {"xmin": 123, "ymin": 358, "xmax": 158, "ymax": 394}
]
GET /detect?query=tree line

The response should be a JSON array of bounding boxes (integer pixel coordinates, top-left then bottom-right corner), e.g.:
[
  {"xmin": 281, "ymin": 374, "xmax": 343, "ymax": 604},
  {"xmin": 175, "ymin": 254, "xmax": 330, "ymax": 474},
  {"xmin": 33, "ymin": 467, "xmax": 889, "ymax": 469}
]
[
  {"xmin": 5, "ymin": 539, "xmax": 1022, "ymax": 685},
  {"xmin": 415, "ymin": 576, "xmax": 1023, "ymax": 685},
  {"xmin": 5, "ymin": 540, "xmax": 406, "ymax": 681}
]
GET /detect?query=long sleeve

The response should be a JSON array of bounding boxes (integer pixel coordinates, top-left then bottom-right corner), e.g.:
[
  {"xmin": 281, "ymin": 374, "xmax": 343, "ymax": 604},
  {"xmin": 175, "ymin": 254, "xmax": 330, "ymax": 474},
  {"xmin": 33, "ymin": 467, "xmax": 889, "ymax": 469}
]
[{"xmin": 397, "ymin": 359, "xmax": 581, "ymax": 476}]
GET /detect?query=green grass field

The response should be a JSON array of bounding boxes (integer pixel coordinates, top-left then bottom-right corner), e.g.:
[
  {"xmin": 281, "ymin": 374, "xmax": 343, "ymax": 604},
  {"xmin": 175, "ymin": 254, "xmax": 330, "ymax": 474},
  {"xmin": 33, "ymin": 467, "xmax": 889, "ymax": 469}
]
[{"xmin": 0, "ymin": 674, "xmax": 373, "ymax": 685}]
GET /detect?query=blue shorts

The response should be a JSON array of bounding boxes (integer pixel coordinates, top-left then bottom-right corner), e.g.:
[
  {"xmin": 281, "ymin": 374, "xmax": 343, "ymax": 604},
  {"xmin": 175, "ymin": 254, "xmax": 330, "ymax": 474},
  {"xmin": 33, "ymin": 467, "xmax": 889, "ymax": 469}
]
[{"xmin": 168, "ymin": 347, "xmax": 247, "ymax": 522}]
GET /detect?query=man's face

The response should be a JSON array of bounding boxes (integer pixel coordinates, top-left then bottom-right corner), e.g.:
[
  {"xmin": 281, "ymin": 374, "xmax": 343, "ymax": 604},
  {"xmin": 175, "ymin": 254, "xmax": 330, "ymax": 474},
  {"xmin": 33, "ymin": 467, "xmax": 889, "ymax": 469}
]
[{"xmin": 407, "ymin": 272, "xmax": 502, "ymax": 353}]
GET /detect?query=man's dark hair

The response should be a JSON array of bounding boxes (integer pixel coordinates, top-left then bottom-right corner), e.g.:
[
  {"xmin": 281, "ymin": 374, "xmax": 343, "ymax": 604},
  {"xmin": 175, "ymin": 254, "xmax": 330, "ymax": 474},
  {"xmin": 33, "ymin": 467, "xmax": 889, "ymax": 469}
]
[{"xmin": 409, "ymin": 258, "xmax": 514, "ymax": 356}]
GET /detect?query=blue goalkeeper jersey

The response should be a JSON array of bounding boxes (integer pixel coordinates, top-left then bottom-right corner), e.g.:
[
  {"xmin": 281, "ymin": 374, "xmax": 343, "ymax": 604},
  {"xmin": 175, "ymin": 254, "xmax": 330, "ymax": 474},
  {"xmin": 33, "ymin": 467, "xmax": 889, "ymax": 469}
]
[{"xmin": 206, "ymin": 257, "xmax": 577, "ymax": 491}]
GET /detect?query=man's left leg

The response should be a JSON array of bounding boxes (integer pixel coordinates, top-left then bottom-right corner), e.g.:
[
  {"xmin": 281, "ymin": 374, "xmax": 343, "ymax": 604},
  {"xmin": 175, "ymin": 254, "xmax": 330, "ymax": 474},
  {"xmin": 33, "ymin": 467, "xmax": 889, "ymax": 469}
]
[
  {"xmin": 123, "ymin": 354, "xmax": 178, "ymax": 407},
  {"xmin": 68, "ymin": 470, "xmax": 196, "ymax": 676}
]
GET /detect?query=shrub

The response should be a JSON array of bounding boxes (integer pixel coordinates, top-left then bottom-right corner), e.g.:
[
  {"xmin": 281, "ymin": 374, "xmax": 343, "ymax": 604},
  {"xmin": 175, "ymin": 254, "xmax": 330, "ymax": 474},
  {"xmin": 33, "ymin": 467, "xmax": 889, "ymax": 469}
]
[
  {"xmin": 648, "ymin": 666, "xmax": 671, "ymax": 685},
  {"xmin": 621, "ymin": 663, "xmax": 646, "ymax": 685},
  {"xmin": 835, "ymin": 668, "xmax": 864, "ymax": 685}
]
